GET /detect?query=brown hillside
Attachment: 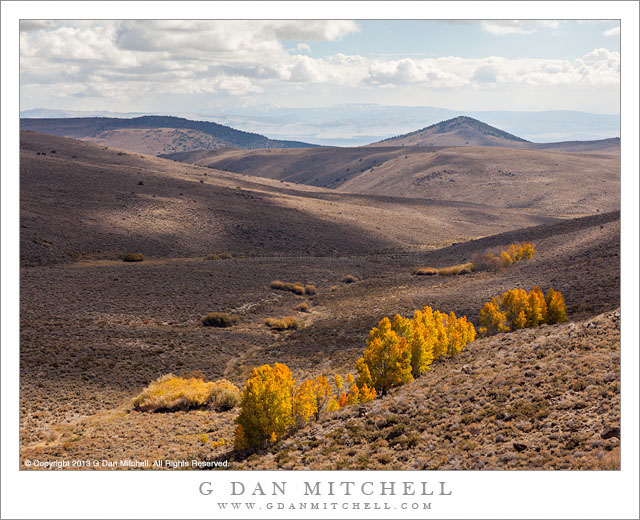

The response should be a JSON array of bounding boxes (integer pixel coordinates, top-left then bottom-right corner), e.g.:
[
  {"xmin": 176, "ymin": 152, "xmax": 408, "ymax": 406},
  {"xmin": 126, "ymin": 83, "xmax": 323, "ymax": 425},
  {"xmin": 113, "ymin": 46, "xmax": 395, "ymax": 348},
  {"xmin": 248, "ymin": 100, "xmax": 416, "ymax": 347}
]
[
  {"xmin": 372, "ymin": 115, "xmax": 530, "ymax": 148},
  {"xmin": 165, "ymin": 145, "xmax": 619, "ymax": 217},
  {"xmin": 371, "ymin": 116, "xmax": 620, "ymax": 154},
  {"xmin": 21, "ymin": 131, "xmax": 555, "ymax": 266}
]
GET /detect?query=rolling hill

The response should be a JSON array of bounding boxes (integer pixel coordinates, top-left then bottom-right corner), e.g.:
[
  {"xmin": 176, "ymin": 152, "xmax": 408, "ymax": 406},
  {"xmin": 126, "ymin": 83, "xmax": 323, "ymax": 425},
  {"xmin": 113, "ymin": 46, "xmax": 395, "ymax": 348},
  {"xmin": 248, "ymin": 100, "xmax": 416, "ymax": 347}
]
[
  {"xmin": 373, "ymin": 116, "xmax": 531, "ymax": 148},
  {"xmin": 163, "ymin": 143, "xmax": 619, "ymax": 217},
  {"xmin": 20, "ymin": 131, "xmax": 556, "ymax": 266},
  {"xmin": 19, "ymin": 115, "xmax": 317, "ymax": 155}
]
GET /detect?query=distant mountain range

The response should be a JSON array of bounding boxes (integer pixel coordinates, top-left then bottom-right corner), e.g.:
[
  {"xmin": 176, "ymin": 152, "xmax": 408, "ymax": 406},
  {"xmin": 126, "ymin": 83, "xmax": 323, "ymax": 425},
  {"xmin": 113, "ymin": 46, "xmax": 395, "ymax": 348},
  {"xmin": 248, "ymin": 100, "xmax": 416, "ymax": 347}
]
[
  {"xmin": 21, "ymin": 105, "xmax": 620, "ymax": 147},
  {"xmin": 20, "ymin": 115, "xmax": 318, "ymax": 154}
]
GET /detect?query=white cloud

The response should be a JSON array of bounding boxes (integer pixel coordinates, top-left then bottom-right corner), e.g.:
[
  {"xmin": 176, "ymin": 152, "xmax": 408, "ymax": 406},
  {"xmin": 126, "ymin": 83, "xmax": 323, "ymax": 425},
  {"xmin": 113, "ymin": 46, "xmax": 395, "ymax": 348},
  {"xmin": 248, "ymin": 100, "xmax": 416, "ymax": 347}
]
[
  {"xmin": 296, "ymin": 43, "xmax": 311, "ymax": 54},
  {"xmin": 603, "ymin": 26, "xmax": 620, "ymax": 37},
  {"xmin": 19, "ymin": 20, "xmax": 619, "ymax": 111},
  {"xmin": 480, "ymin": 20, "xmax": 560, "ymax": 36}
]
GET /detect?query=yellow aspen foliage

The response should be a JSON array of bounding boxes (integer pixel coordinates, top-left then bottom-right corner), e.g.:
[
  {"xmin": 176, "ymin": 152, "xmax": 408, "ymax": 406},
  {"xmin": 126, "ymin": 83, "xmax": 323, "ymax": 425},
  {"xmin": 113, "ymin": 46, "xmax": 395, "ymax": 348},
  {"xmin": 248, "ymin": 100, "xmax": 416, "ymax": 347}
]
[
  {"xmin": 545, "ymin": 288, "xmax": 568, "ymax": 324},
  {"xmin": 334, "ymin": 374, "xmax": 343, "ymax": 391},
  {"xmin": 501, "ymin": 288, "xmax": 531, "ymax": 330},
  {"xmin": 527, "ymin": 286, "xmax": 547, "ymax": 327},
  {"xmin": 293, "ymin": 379, "xmax": 317, "ymax": 428},
  {"xmin": 431, "ymin": 310, "xmax": 450, "ymax": 360},
  {"xmin": 234, "ymin": 363, "xmax": 295, "ymax": 450},
  {"xmin": 347, "ymin": 383, "xmax": 361, "ymax": 405},
  {"xmin": 327, "ymin": 398, "xmax": 340, "ymax": 412},
  {"xmin": 392, "ymin": 314, "xmax": 431, "ymax": 377},
  {"xmin": 310, "ymin": 375, "xmax": 334, "ymax": 420},
  {"xmin": 478, "ymin": 286, "xmax": 567, "ymax": 337},
  {"xmin": 520, "ymin": 243, "xmax": 535, "ymax": 259},
  {"xmin": 507, "ymin": 244, "xmax": 520, "ymax": 263},
  {"xmin": 358, "ymin": 383, "xmax": 377, "ymax": 403},
  {"xmin": 478, "ymin": 298, "xmax": 509, "ymax": 336},
  {"xmin": 337, "ymin": 391, "xmax": 349, "ymax": 408},
  {"xmin": 357, "ymin": 317, "xmax": 413, "ymax": 396},
  {"xmin": 345, "ymin": 373, "xmax": 355, "ymax": 385},
  {"xmin": 500, "ymin": 250, "xmax": 513, "ymax": 267},
  {"xmin": 354, "ymin": 358, "xmax": 372, "ymax": 389}
]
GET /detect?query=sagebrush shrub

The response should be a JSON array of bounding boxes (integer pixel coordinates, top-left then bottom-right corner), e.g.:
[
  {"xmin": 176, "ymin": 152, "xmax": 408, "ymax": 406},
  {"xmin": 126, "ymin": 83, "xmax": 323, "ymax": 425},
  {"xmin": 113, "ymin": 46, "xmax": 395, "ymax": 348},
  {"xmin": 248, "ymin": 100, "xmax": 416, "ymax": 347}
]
[
  {"xmin": 265, "ymin": 316, "xmax": 299, "ymax": 330},
  {"xmin": 123, "ymin": 253, "xmax": 144, "ymax": 262},
  {"xmin": 270, "ymin": 280, "xmax": 306, "ymax": 295},
  {"xmin": 202, "ymin": 312, "xmax": 237, "ymax": 327}
]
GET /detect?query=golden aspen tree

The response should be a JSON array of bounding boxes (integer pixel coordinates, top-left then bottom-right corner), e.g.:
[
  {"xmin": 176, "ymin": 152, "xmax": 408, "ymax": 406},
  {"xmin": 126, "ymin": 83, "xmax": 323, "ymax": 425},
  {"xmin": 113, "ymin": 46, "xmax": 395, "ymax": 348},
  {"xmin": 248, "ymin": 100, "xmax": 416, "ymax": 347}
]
[
  {"xmin": 310, "ymin": 375, "xmax": 334, "ymax": 420},
  {"xmin": 392, "ymin": 313, "xmax": 431, "ymax": 377},
  {"xmin": 478, "ymin": 297, "xmax": 509, "ymax": 336},
  {"xmin": 234, "ymin": 363, "xmax": 295, "ymax": 450},
  {"xmin": 545, "ymin": 288, "xmax": 568, "ymax": 324},
  {"xmin": 357, "ymin": 317, "xmax": 412, "ymax": 396},
  {"xmin": 293, "ymin": 379, "xmax": 317, "ymax": 428},
  {"xmin": 431, "ymin": 310, "xmax": 450, "ymax": 360},
  {"xmin": 527, "ymin": 286, "xmax": 547, "ymax": 327},
  {"xmin": 337, "ymin": 391, "xmax": 349, "ymax": 408},
  {"xmin": 334, "ymin": 374, "xmax": 343, "ymax": 391},
  {"xmin": 501, "ymin": 288, "xmax": 531, "ymax": 330}
]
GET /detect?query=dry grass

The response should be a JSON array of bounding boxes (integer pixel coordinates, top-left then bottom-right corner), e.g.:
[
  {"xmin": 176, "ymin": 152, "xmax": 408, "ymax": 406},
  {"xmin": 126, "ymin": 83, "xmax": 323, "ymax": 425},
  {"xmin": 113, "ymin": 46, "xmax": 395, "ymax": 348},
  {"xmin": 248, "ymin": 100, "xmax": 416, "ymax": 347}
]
[
  {"xmin": 122, "ymin": 253, "xmax": 144, "ymax": 262},
  {"xmin": 132, "ymin": 374, "xmax": 240, "ymax": 412},
  {"xmin": 265, "ymin": 316, "xmax": 300, "ymax": 331},
  {"xmin": 201, "ymin": 312, "xmax": 238, "ymax": 327},
  {"xmin": 270, "ymin": 280, "xmax": 306, "ymax": 295},
  {"xmin": 436, "ymin": 262, "xmax": 474, "ymax": 275},
  {"xmin": 413, "ymin": 267, "xmax": 438, "ymax": 276}
]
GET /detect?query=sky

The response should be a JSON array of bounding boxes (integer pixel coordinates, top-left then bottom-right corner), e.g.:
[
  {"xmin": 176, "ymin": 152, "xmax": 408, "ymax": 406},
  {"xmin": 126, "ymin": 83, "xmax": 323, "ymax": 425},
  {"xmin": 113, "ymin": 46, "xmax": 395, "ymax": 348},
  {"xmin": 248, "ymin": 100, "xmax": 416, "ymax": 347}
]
[{"xmin": 19, "ymin": 19, "xmax": 620, "ymax": 114}]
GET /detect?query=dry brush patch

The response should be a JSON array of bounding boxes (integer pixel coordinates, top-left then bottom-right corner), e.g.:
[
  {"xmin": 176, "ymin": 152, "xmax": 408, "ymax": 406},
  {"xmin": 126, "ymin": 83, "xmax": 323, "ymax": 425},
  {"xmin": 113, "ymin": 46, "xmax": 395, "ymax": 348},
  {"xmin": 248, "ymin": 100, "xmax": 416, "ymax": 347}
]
[
  {"xmin": 132, "ymin": 374, "xmax": 240, "ymax": 412},
  {"xmin": 265, "ymin": 316, "xmax": 300, "ymax": 331},
  {"xmin": 201, "ymin": 312, "xmax": 238, "ymax": 328},
  {"xmin": 122, "ymin": 253, "xmax": 144, "ymax": 262}
]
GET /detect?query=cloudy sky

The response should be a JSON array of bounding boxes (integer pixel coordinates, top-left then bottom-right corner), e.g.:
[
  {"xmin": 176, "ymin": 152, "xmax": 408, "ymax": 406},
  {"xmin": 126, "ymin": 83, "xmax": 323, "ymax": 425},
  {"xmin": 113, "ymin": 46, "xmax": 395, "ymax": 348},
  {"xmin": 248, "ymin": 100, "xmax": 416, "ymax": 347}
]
[{"xmin": 20, "ymin": 19, "xmax": 620, "ymax": 114}]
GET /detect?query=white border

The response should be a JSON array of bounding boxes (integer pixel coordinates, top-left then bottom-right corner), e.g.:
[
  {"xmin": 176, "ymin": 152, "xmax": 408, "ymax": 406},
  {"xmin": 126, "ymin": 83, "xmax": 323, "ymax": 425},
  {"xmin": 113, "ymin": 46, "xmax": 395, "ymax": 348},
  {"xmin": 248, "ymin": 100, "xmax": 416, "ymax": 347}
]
[{"xmin": 2, "ymin": 2, "xmax": 638, "ymax": 519}]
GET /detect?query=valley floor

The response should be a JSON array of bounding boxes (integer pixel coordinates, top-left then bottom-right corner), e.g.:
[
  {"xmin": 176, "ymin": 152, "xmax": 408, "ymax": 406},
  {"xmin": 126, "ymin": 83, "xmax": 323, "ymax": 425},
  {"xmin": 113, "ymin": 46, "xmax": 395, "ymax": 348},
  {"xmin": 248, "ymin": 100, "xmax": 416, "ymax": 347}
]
[{"xmin": 20, "ymin": 212, "xmax": 620, "ymax": 470}]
